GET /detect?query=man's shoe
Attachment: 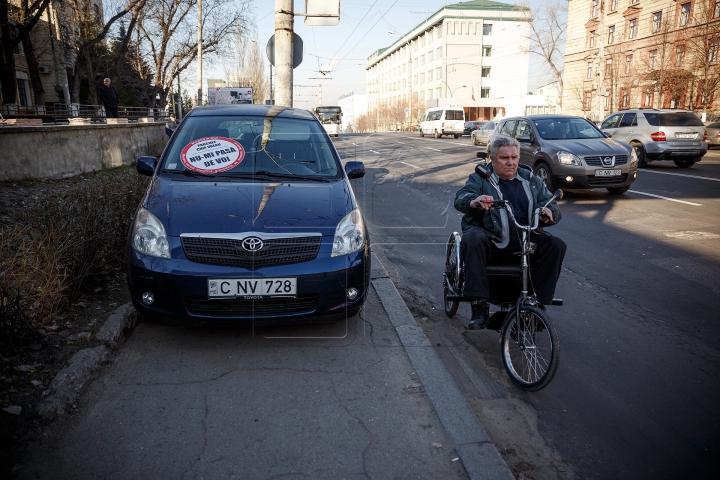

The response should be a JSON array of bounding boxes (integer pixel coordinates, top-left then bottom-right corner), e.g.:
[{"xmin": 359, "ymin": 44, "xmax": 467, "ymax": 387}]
[{"xmin": 468, "ymin": 300, "xmax": 489, "ymax": 330}]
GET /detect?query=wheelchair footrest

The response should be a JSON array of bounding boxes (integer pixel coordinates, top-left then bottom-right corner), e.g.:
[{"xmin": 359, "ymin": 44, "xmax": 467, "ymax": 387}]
[
  {"xmin": 551, "ymin": 298, "xmax": 563, "ymax": 306},
  {"xmin": 446, "ymin": 294, "xmax": 473, "ymax": 302}
]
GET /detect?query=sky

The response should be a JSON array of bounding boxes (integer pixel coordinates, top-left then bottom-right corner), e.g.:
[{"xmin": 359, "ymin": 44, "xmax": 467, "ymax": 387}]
[{"xmin": 200, "ymin": 0, "xmax": 555, "ymax": 109}]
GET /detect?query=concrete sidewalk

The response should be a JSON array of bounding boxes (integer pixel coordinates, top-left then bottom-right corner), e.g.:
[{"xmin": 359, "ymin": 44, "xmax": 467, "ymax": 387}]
[{"xmin": 21, "ymin": 253, "xmax": 512, "ymax": 479}]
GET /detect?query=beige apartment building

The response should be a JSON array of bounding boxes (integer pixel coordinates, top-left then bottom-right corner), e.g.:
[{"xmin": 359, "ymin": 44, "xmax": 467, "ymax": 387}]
[{"xmin": 564, "ymin": 0, "xmax": 720, "ymax": 121}]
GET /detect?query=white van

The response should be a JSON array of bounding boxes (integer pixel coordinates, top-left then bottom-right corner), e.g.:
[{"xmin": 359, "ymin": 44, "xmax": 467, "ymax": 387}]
[{"xmin": 420, "ymin": 106, "xmax": 465, "ymax": 138}]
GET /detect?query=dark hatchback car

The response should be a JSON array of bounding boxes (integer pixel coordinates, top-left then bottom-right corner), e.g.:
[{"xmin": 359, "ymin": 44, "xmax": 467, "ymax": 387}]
[
  {"xmin": 487, "ymin": 115, "xmax": 638, "ymax": 194},
  {"xmin": 127, "ymin": 104, "xmax": 370, "ymax": 325}
]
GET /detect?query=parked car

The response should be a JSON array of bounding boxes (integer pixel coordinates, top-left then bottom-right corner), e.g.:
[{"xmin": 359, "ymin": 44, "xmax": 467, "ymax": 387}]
[
  {"xmin": 471, "ymin": 121, "xmax": 496, "ymax": 145},
  {"xmin": 420, "ymin": 106, "xmax": 465, "ymax": 138},
  {"xmin": 600, "ymin": 109, "xmax": 707, "ymax": 168},
  {"xmin": 705, "ymin": 122, "xmax": 720, "ymax": 148},
  {"xmin": 127, "ymin": 104, "xmax": 370, "ymax": 325},
  {"xmin": 486, "ymin": 115, "xmax": 638, "ymax": 194},
  {"xmin": 463, "ymin": 121, "xmax": 486, "ymax": 136}
]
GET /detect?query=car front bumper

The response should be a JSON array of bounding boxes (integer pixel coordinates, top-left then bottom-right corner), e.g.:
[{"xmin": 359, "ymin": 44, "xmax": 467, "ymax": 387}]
[
  {"xmin": 127, "ymin": 239, "xmax": 370, "ymax": 325},
  {"xmin": 552, "ymin": 170, "xmax": 638, "ymax": 189}
]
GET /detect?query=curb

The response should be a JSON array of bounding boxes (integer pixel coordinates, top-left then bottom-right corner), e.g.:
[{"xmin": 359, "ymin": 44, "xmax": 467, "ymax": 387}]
[
  {"xmin": 36, "ymin": 303, "xmax": 137, "ymax": 418},
  {"xmin": 370, "ymin": 252, "xmax": 515, "ymax": 480}
]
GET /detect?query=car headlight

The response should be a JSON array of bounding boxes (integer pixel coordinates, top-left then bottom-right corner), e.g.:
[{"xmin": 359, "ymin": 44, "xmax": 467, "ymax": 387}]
[
  {"xmin": 332, "ymin": 209, "xmax": 365, "ymax": 257},
  {"xmin": 629, "ymin": 147, "xmax": 638, "ymax": 166},
  {"xmin": 557, "ymin": 151, "xmax": 582, "ymax": 166},
  {"xmin": 131, "ymin": 207, "xmax": 170, "ymax": 259}
]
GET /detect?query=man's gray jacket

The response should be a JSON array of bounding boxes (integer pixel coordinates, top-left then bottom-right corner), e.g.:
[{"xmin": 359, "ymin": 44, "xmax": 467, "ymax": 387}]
[{"xmin": 454, "ymin": 164, "xmax": 562, "ymax": 249}]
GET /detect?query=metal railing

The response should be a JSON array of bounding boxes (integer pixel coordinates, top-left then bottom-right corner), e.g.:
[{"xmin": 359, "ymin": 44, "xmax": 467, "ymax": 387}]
[{"xmin": 0, "ymin": 103, "xmax": 170, "ymax": 125}]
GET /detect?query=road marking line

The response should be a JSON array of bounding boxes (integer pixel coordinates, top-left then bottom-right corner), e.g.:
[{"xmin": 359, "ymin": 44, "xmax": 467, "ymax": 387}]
[
  {"xmin": 427, "ymin": 147, "xmax": 442, "ymax": 152},
  {"xmin": 370, "ymin": 150, "xmax": 380, "ymax": 154},
  {"xmin": 400, "ymin": 162, "xmax": 420, "ymax": 169},
  {"xmin": 640, "ymin": 169, "xmax": 720, "ymax": 182},
  {"xmin": 628, "ymin": 190, "xmax": 702, "ymax": 206}
]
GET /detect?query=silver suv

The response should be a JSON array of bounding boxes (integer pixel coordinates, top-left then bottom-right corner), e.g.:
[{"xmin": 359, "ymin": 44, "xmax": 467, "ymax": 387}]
[{"xmin": 600, "ymin": 109, "xmax": 707, "ymax": 168}]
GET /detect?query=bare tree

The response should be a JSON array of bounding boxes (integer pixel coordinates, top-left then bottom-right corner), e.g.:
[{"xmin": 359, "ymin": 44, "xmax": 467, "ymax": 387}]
[
  {"xmin": 522, "ymin": 1, "xmax": 566, "ymax": 107},
  {"xmin": 222, "ymin": 29, "xmax": 268, "ymax": 102},
  {"xmin": 685, "ymin": 0, "xmax": 720, "ymax": 119}
]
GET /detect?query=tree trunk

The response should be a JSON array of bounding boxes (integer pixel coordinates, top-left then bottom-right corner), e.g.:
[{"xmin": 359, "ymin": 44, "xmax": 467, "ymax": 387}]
[
  {"xmin": 0, "ymin": 0, "xmax": 17, "ymax": 106},
  {"xmin": 22, "ymin": 34, "xmax": 45, "ymax": 108},
  {"xmin": 84, "ymin": 50, "xmax": 98, "ymax": 105}
]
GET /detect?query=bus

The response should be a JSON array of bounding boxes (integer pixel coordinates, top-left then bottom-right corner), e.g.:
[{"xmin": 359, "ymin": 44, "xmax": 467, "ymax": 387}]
[{"xmin": 314, "ymin": 106, "xmax": 342, "ymax": 137}]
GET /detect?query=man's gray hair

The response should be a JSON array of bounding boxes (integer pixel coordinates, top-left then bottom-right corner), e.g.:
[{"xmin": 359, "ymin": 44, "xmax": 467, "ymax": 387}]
[{"xmin": 490, "ymin": 136, "xmax": 520, "ymax": 158}]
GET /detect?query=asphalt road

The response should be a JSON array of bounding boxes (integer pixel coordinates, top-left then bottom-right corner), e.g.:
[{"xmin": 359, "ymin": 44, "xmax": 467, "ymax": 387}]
[{"xmin": 336, "ymin": 133, "xmax": 720, "ymax": 479}]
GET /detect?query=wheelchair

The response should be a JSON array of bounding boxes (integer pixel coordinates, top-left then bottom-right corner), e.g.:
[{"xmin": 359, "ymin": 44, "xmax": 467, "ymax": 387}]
[{"xmin": 442, "ymin": 164, "xmax": 563, "ymax": 391}]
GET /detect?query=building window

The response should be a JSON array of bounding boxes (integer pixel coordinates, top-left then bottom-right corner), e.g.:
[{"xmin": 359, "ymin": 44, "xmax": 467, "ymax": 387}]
[
  {"xmin": 428, "ymin": 51, "xmax": 433, "ymax": 62},
  {"xmin": 715, "ymin": 0, "xmax": 720, "ymax": 18},
  {"xmin": 611, "ymin": 0, "xmax": 617, "ymax": 10},
  {"xmin": 437, "ymin": 47, "xmax": 442, "ymax": 58},
  {"xmin": 625, "ymin": 54, "xmax": 633, "ymax": 74},
  {"xmin": 420, "ymin": 73, "xmax": 425, "ymax": 83},
  {"xmin": 679, "ymin": 3, "xmax": 691, "ymax": 26},
  {"xmin": 436, "ymin": 87, "xmax": 442, "ymax": 98},
  {"xmin": 482, "ymin": 67, "xmax": 491, "ymax": 78},
  {"xmin": 589, "ymin": 30, "xmax": 596, "ymax": 48},
  {"xmin": 628, "ymin": 19, "xmax": 637, "ymax": 39},
  {"xmin": 481, "ymin": 88, "xmax": 490, "ymax": 98},
  {"xmin": 605, "ymin": 58, "xmax": 613, "ymax": 76},
  {"xmin": 483, "ymin": 24, "xmax": 492, "ymax": 35},
  {"xmin": 643, "ymin": 88, "xmax": 654, "ymax": 107},
  {"xmin": 482, "ymin": 46, "xmax": 492, "ymax": 57},
  {"xmin": 421, "ymin": 55, "xmax": 425, "ymax": 66},
  {"xmin": 621, "ymin": 90, "xmax": 630, "ymax": 109},
  {"xmin": 428, "ymin": 69, "xmax": 433, "ymax": 81},
  {"xmin": 709, "ymin": 38, "xmax": 720, "ymax": 62},
  {"xmin": 592, "ymin": 0, "xmax": 599, "ymax": 17},
  {"xmin": 608, "ymin": 25, "xmax": 615, "ymax": 44},
  {"xmin": 604, "ymin": 90, "xmax": 610, "ymax": 110},
  {"xmin": 584, "ymin": 91, "xmax": 593, "ymax": 110},
  {"xmin": 652, "ymin": 12, "xmax": 662, "ymax": 33},
  {"xmin": 632, "ymin": 0, "xmax": 640, "ymax": 4},
  {"xmin": 676, "ymin": 45, "xmax": 685, "ymax": 66},
  {"xmin": 436, "ymin": 67, "xmax": 442, "ymax": 78},
  {"xmin": 438, "ymin": 25, "xmax": 443, "ymax": 38},
  {"xmin": 16, "ymin": 79, "xmax": 28, "ymax": 107},
  {"xmin": 414, "ymin": 75, "xmax": 418, "ymax": 85},
  {"xmin": 649, "ymin": 49, "xmax": 657, "ymax": 69},
  {"xmin": 587, "ymin": 61, "xmax": 593, "ymax": 79}
]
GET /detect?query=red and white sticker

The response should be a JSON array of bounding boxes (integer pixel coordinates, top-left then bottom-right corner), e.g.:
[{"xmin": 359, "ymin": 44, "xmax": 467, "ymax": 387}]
[{"xmin": 180, "ymin": 137, "xmax": 245, "ymax": 174}]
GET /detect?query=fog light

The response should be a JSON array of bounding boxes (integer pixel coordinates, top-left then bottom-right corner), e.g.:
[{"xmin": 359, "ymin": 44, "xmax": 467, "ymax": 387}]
[
  {"xmin": 565, "ymin": 176, "xmax": 574, "ymax": 182},
  {"xmin": 347, "ymin": 288, "xmax": 359, "ymax": 301},
  {"xmin": 141, "ymin": 292, "xmax": 155, "ymax": 305},
  {"xmin": 633, "ymin": 171, "xmax": 637, "ymax": 178}
]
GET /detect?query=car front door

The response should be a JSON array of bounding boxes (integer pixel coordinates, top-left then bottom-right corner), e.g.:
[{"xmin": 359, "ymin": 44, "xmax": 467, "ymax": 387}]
[
  {"xmin": 600, "ymin": 113, "xmax": 622, "ymax": 139},
  {"xmin": 514, "ymin": 119, "xmax": 535, "ymax": 167},
  {"xmin": 613, "ymin": 112, "xmax": 637, "ymax": 143}
]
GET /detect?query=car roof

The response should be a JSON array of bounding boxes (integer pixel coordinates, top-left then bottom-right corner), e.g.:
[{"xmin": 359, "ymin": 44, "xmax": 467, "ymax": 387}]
[
  {"xmin": 501, "ymin": 114, "xmax": 591, "ymax": 121},
  {"xmin": 187, "ymin": 104, "xmax": 316, "ymax": 119}
]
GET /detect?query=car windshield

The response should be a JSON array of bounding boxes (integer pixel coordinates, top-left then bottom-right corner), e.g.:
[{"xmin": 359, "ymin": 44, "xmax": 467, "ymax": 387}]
[
  {"xmin": 533, "ymin": 118, "xmax": 604, "ymax": 140},
  {"xmin": 161, "ymin": 115, "xmax": 342, "ymax": 180}
]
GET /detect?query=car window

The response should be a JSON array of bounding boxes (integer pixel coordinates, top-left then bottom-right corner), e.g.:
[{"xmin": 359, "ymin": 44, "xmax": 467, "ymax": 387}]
[
  {"xmin": 601, "ymin": 113, "xmax": 622, "ymax": 129},
  {"xmin": 500, "ymin": 120, "xmax": 516, "ymax": 136},
  {"xmin": 483, "ymin": 122, "xmax": 496, "ymax": 131},
  {"xmin": 644, "ymin": 113, "xmax": 660, "ymax": 126},
  {"xmin": 707, "ymin": 122, "xmax": 720, "ymax": 128},
  {"xmin": 515, "ymin": 120, "xmax": 532, "ymax": 137},
  {"xmin": 446, "ymin": 110, "xmax": 464, "ymax": 120},
  {"xmin": 658, "ymin": 112, "xmax": 704, "ymax": 126},
  {"xmin": 161, "ymin": 115, "xmax": 341, "ymax": 179},
  {"xmin": 619, "ymin": 113, "xmax": 637, "ymax": 127},
  {"xmin": 534, "ymin": 118, "xmax": 604, "ymax": 139}
]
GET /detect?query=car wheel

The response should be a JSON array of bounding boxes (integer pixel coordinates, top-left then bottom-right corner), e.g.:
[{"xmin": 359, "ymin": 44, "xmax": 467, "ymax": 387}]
[
  {"xmin": 631, "ymin": 142, "xmax": 647, "ymax": 168},
  {"xmin": 673, "ymin": 158, "xmax": 696, "ymax": 168},
  {"xmin": 420, "ymin": 129, "xmax": 424, "ymax": 137},
  {"xmin": 607, "ymin": 186, "xmax": 630, "ymax": 194},
  {"xmin": 434, "ymin": 130, "xmax": 441, "ymax": 139},
  {"xmin": 534, "ymin": 163, "xmax": 556, "ymax": 192},
  {"xmin": 472, "ymin": 135, "xmax": 478, "ymax": 145},
  {"xmin": 454, "ymin": 134, "xmax": 459, "ymax": 139}
]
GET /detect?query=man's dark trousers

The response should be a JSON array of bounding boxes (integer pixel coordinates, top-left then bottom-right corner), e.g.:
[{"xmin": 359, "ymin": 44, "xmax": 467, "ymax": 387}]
[{"xmin": 460, "ymin": 229, "xmax": 566, "ymax": 305}]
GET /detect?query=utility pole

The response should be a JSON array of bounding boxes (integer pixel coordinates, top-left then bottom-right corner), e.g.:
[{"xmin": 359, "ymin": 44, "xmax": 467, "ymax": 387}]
[
  {"xmin": 177, "ymin": 73, "xmax": 182, "ymax": 120},
  {"xmin": 275, "ymin": 0, "xmax": 293, "ymax": 107},
  {"xmin": 197, "ymin": 0, "xmax": 203, "ymax": 106}
]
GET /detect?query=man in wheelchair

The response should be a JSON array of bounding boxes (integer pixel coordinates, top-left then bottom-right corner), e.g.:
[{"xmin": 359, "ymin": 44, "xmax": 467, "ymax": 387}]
[{"xmin": 454, "ymin": 136, "xmax": 566, "ymax": 330}]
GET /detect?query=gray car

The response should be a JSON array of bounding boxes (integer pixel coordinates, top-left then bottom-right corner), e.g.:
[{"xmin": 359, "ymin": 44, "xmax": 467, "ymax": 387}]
[
  {"xmin": 600, "ymin": 109, "xmax": 707, "ymax": 168},
  {"xmin": 471, "ymin": 121, "xmax": 496, "ymax": 145},
  {"xmin": 487, "ymin": 115, "xmax": 638, "ymax": 194},
  {"xmin": 705, "ymin": 122, "xmax": 720, "ymax": 147}
]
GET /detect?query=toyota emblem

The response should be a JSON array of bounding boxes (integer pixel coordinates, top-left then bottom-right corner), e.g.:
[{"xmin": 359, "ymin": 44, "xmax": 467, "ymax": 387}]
[{"xmin": 241, "ymin": 236, "xmax": 264, "ymax": 251}]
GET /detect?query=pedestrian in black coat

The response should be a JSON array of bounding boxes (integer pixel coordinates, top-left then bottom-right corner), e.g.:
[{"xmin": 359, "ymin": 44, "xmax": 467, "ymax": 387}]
[{"xmin": 98, "ymin": 78, "xmax": 119, "ymax": 118}]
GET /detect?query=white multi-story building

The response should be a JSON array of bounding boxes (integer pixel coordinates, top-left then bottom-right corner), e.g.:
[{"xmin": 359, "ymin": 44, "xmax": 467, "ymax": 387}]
[
  {"xmin": 337, "ymin": 91, "xmax": 367, "ymax": 132},
  {"xmin": 365, "ymin": 0, "xmax": 534, "ymax": 121}
]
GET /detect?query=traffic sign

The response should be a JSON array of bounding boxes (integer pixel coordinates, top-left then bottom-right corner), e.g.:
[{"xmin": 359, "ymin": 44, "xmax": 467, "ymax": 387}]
[{"xmin": 266, "ymin": 34, "xmax": 304, "ymax": 68}]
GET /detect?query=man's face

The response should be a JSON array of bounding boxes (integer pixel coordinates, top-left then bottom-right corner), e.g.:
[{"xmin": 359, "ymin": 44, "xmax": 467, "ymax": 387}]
[
  {"xmin": 104, "ymin": 80, "xmax": 110, "ymax": 86},
  {"xmin": 491, "ymin": 145, "xmax": 520, "ymax": 180}
]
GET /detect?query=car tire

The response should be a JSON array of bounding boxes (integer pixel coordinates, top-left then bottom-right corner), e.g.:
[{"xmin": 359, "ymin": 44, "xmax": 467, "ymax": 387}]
[
  {"xmin": 673, "ymin": 158, "xmax": 696, "ymax": 168},
  {"xmin": 420, "ymin": 129, "xmax": 424, "ymax": 137},
  {"xmin": 607, "ymin": 186, "xmax": 630, "ymax": 194},
  {"xmin": 454, "ymin": 134, "xmax": 459, "ymax": 139},
  {"xmin": 472, "ymin": 135, "xmax": 478, "ymax": 145},
  {"xmin": 534, "ymin": 162, "xmax": 556, "ymax": 192},
  {"xmin": 631, "ymin": 142, "xmax": 647, "ymax": 168},
  {"xmin": 434, "ymin": 130, "xmax": 441, "ymax": 139}
]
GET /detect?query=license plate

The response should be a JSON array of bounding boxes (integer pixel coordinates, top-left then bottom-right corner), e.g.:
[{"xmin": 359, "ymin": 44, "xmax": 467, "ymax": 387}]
[
  {"xmin": 676, "ymin": 133, "xmax": 695, "ymax": 139},
  {"xmin": 208, "ymin": 278, "xmax": 297, "ymax": 298},
  {"xmin": 595, "ymin": 169, "xmax": 621, "ymax": 177}
]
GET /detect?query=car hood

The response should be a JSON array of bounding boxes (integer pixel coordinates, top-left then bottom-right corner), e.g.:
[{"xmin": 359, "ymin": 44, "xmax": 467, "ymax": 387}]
[
  {"xmin": 144, "ymin": 177, "xmax": 353, "ymax": 236},
  {"xmin": 542, "ymin": 138, "xmax": 629, "ymax": 155}
]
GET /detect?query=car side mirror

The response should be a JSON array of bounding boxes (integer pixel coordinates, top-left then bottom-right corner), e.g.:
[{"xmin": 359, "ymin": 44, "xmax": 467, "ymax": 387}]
[
  {"xmin": 345, "ymin": 161, "xmax": 365, "ymax": 179},
  {"xmin": 476, "ymin": 151, "xmax": 488, "ymax": 160},
  {"xmin": 137, "ymin": 156, "xmax": 157, "ymax": 176},
  {"xmin": 604, "ymin": 132, "xmax": 612, "ymax": 138},
  {"xmin": 517, "ymin": 134, "xmax": 533, "ymax": 143},
  {"xmin": 475, "ymin": 163, "xmax": 491, "ymax": 179}
]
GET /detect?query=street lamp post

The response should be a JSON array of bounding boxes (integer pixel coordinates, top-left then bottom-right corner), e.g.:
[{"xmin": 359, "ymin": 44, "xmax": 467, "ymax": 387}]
[{"xmin": 441, "ymin": 80, "xmax": 467, "ymax": 98}]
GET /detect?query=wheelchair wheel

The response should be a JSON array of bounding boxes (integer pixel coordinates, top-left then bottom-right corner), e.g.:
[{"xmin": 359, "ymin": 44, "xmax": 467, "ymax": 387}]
[
  {"xmin": 443, "ymin": 232, "xmax": 463, "ymax": 317},
  {"xmin": 500, "ymin": 305, "xmax": 559, "ymax": 391}
]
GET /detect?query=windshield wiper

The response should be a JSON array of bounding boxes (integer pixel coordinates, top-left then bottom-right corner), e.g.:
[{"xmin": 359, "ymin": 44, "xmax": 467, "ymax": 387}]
[
  {"xmin": 252, "ymin": 170, "xmax": 333, "ymax": 182},
  {"xmin": 163, "ymin": 169, "xmax": 215, "ymax": 178}
]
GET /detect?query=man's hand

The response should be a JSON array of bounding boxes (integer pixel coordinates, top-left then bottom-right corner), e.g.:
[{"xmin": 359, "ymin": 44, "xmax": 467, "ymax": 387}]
[
  {"xmin": 540, "ymin": 207, "xmax": 554, "ymax": 223},
  {"xmin": 470, "ymin": 195, "xmax": 494, "ymax": 210}
]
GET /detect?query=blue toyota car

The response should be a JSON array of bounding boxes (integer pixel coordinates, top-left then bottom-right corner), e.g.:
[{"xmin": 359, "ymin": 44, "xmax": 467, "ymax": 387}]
[{"xmin": 127, "ymin": 104, "xmax": 370, "ymax": 325}]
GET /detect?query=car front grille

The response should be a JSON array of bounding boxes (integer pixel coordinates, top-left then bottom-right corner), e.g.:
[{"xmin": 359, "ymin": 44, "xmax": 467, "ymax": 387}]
[
  {"xmin": 181, "ymin": 236, "xmax": 322, "ymax": 269},
  {"xmin": 587, "ymin": 174, "xmax": 628, "ymax": 186},
  {"xmin": 584, "ymin": 155, "xmax": 628, "ymax": 166},
  {"xmin": 185, "ymin": 295, "xmax": 319, "ymax": 317}
]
